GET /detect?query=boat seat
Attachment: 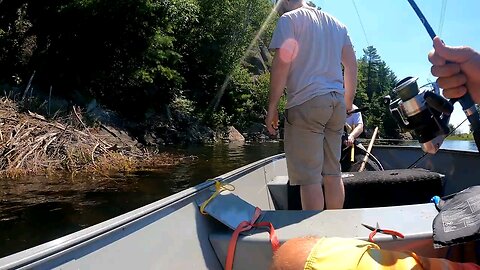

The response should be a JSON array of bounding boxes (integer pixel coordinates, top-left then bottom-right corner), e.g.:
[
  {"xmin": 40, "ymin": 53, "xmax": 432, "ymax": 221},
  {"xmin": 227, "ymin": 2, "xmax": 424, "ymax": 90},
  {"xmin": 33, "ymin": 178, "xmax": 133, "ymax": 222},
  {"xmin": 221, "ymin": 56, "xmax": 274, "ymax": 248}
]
[
  {"xmin": 266, "ymin": 176, "xmax": 289, "ymax": 210},
  {"xmin": 285, "ymin": 168, "xmax": 444, "ymax": 210},
  {"xmin": 209, "ymin": 203, "xmax": 445, "ymax": 270},
  {"xmin": 266, "ymin": 176, "xmax": 303, "ymax": 210}
]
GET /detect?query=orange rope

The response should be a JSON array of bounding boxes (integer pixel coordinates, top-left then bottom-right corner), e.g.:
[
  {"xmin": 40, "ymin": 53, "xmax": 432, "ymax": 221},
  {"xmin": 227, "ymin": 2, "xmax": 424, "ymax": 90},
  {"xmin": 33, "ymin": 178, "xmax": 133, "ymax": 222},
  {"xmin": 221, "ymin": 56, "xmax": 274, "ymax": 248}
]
[{"xmin": 225, "ymin": 207, "xmax": 280, "ymax": 270}]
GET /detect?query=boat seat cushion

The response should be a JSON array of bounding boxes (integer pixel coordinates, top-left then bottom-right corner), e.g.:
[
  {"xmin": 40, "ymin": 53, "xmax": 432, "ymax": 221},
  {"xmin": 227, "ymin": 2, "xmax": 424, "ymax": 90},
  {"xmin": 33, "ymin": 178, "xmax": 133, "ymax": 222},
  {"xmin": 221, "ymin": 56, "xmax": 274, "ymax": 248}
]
[{"xmin": 287, "ymin": 168, "xmax": 444, "ymax": 209}]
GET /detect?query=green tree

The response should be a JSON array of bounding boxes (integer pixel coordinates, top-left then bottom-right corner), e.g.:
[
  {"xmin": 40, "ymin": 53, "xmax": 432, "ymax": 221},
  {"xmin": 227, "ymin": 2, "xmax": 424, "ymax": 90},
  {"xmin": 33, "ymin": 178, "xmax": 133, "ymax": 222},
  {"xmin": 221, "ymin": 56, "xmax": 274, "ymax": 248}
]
[
  {"xmin": 0, "ymin": 0, "xmax": 198, "ymax": 117},
  {"xmin": 356, "ymin": 46, "xmax": 399, "ymax": 138},
  {"xmin": 0, "ymin": 0, "xmax": 277, "ymax": 131},
  {"xmin": 180, "ymin": 0, "xmax": 275, "ymax": 110}
]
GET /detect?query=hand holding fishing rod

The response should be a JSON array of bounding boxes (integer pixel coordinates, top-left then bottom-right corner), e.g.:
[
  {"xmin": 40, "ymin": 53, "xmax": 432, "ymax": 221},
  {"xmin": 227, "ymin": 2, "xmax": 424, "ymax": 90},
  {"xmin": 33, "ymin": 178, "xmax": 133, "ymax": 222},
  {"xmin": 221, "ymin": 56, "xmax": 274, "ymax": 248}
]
[
  {"xmin": 429, "ymin": 38, "xmax": 480, "ymax": 104},
  {"xmin": 388, "ymin": 0, "xmax": 480, "ymax": 153},
  {"xmin": 408, "ymin": 0, "xmax": 480, "ymax": 105},
  {"xmin": 428, "ymin": 37, "xmax": 480, "ymax": 151}
]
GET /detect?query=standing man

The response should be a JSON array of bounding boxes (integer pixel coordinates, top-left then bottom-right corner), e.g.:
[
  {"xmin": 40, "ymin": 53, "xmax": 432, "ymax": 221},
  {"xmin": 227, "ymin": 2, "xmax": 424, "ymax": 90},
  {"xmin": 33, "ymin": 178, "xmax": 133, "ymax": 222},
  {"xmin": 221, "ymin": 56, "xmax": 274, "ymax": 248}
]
[
  {"xmin": 344, "ymin": 104, "xmax": 364, "ymax": 147},
  {"xmin": 265, "ymin": 0, "xmax": 357, "ymax": 210}
]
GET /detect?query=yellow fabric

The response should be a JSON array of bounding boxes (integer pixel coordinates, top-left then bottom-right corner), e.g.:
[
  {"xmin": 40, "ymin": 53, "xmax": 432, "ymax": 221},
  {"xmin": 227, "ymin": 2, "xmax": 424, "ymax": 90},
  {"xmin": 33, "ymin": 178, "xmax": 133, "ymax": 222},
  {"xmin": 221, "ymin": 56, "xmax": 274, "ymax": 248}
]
[
  {"xmin": 304, "ymin": 237, "xmax": 480, "ymax": 270},
  {"xmin": 199, "ymin": 180, "xmax": 235, "ymax": 215}
]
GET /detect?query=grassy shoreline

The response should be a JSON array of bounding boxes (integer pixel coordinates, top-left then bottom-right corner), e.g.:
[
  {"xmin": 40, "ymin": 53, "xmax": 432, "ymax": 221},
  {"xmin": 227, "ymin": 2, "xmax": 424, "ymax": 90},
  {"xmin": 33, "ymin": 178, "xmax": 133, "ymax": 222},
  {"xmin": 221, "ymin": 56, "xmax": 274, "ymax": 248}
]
[{"xmin": 446, "ymin": 133, "xmax": 473, "ymax": 140}]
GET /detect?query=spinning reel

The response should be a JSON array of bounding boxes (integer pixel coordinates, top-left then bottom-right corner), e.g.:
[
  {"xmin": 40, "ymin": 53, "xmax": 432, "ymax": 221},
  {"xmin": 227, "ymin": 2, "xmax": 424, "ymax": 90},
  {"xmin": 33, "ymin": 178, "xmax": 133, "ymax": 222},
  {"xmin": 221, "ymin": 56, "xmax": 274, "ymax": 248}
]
[
  {"xmin": 386, "ymin": 0, "xmax": 480, "ymax": 154},
  {"xmin": 384, "ymin": 76, "xmax": 453, "ymax": 154}
]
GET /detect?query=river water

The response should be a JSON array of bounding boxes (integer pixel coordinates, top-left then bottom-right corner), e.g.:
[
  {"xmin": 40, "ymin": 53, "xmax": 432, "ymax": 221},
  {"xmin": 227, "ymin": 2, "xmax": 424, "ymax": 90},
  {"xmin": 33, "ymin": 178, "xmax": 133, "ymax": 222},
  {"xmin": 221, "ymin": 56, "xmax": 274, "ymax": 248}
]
[
  {"xmin": 440, "ymin": 140, "xmax": 478, "ymax": 151},
  {"xmin": 0, "ymin": 140, "xmax": 476, "ymax": 257},
  {"xmin": 0, "ymin": 142, "xmax": 284, "ymax": 257}
]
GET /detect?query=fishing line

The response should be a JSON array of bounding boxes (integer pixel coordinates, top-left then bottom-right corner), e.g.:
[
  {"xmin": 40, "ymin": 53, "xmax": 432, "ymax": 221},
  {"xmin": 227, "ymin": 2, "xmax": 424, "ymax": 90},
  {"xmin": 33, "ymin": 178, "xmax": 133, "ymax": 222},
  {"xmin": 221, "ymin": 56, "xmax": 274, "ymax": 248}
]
[
  {"xmin": 351, "ymin": 0, "xmax": 370, "ymax": 46},
  {"xmin": 407, "ymin": 116, "xmax": 468, "ymax": 169},
  {"xmin": 438, "ymin": 0, "xmax": 447, "ymax": 36}
]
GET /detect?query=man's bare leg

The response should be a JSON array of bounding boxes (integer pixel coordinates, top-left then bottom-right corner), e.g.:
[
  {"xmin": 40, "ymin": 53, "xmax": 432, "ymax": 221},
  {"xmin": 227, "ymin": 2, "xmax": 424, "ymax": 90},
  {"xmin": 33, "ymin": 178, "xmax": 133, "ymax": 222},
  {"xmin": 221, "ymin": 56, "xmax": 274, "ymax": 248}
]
[
  {"xmin": 300, "ymin": 182, "xmax": 324, "ymax": 210},
  {"xmin": 323, "ymin": 175, "xmax": 344, "ymax": 209}
]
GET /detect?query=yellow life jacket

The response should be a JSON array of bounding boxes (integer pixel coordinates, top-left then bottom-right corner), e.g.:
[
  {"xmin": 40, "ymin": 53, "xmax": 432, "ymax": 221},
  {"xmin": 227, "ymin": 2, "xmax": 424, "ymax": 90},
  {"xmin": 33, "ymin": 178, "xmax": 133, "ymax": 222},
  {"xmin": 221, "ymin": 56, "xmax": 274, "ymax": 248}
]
[{"xmin": 304, "ymin": 237, "xmax": 480, "ymax": 270}]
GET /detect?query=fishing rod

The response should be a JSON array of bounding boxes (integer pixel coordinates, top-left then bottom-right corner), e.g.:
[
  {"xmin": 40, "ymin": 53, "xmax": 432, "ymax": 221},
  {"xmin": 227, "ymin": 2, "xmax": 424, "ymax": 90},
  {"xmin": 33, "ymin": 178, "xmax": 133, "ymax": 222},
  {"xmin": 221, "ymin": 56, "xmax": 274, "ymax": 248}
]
[
  {"xmin": 406, "ymin": 0, "xmax": 480, "ymax": 154},
  {"xmin": 347, "ymin": 107, "xmax": 368, "ymax": 116},
  {"xmin": 407, "ymin": 117, "xmax": 468, "ymax": 169}
]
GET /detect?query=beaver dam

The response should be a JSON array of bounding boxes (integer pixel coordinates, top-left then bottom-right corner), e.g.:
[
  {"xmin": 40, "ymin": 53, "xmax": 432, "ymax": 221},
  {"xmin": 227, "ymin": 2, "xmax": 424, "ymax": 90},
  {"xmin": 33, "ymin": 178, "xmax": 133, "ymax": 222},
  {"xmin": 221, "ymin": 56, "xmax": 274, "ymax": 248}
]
[{"xmin": 0, "ymin": 97, "xmax": 185, "ymax": 178}]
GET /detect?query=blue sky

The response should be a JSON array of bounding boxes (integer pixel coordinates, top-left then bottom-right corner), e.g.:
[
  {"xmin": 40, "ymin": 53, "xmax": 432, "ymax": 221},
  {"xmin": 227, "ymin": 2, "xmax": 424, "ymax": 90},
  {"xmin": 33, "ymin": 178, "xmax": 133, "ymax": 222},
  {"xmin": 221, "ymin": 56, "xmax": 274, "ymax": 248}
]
[{"xmin": 313, "ymin": 0, "xmax": 480, "ymax": 132}]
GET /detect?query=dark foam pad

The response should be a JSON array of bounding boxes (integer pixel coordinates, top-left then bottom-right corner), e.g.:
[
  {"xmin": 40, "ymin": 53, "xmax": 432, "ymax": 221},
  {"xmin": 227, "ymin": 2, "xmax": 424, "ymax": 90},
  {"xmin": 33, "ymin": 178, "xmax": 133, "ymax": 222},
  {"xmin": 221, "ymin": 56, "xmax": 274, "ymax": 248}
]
[
  {"xmin": 287, "ymin": 169, "xmax": 444, "ymax": 209},
  {"xmin": 433, "ymin": 185, "xmax": 480, "ymax": 248}
]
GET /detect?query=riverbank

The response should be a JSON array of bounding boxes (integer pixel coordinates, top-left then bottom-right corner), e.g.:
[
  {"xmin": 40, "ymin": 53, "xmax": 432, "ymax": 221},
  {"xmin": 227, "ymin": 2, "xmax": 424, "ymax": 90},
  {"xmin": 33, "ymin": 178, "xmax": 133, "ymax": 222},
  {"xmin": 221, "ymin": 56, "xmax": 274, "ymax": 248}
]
[
  {"xmin": 445, "ymin": 133, "xmax": 473, "ymax": 140},
  {"xmin": 0, "ymin": 97, "xmax": 269, "ymax": 178},
  {"xmin": 0, "ymin": 98, "xmax": 187, "ymax": 177}
]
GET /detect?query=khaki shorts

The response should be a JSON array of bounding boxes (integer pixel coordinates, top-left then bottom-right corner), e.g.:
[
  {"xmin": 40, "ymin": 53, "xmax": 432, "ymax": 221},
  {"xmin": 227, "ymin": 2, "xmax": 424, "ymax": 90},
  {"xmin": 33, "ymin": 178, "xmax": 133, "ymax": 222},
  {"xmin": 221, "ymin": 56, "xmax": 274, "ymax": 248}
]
[{"xmin": 284, "ymin": 92, "xmax": 346, "ymax": 186}]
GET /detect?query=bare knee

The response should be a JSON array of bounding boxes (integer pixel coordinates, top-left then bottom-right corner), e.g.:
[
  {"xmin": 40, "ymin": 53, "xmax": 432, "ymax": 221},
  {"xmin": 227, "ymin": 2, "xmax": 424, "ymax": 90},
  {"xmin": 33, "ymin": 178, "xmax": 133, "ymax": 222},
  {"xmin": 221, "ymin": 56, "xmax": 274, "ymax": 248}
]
[
  {"xmin": 300, "ymin": 183, "xmax": 324, "ymax": 210},
  {"xmin": 322, "ymin": 175, "xmax": 344, "ymax": 209},
  {"xmin": 270, "ymin": 237, "xmax": 318, "ymax": 270},
  {"xmin": 323, "ymin": 175, "xmax": 342, "ymax": 184}
]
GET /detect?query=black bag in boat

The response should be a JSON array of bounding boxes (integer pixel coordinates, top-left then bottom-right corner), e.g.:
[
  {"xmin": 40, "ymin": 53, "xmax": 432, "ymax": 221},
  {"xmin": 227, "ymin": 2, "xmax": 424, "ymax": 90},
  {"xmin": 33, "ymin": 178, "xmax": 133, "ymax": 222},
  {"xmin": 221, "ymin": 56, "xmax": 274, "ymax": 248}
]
[{"xmin": 433, "ymin": 185, "xmax": 480, "ymax": 248}]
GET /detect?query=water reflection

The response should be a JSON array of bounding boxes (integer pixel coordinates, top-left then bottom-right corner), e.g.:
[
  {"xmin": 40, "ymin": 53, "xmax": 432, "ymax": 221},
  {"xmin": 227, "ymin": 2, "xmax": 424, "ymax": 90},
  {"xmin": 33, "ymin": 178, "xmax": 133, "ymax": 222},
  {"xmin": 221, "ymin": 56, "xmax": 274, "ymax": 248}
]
[
  {"xmin": 374, "ymin": 139, "xmax": 478, "ymax": 152},
  {"xmin": 0, "ymin": 141, "xmax": 283, "ymax": 257},
  {"xmin": 440, "ymin": 140, "xmax": 478, "ymax": 151}
]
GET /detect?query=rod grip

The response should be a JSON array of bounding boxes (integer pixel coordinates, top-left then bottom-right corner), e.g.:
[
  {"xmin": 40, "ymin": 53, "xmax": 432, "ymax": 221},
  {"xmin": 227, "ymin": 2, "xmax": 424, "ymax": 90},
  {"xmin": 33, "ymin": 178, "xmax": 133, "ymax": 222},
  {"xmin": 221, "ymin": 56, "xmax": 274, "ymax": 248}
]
[
  {"xmin": 474, "ymin": 130, "xmax": 480, "ymax": 153},
  {"xmin": 459, "ymin": 94, "xmax": 480, "ymax": 152}
]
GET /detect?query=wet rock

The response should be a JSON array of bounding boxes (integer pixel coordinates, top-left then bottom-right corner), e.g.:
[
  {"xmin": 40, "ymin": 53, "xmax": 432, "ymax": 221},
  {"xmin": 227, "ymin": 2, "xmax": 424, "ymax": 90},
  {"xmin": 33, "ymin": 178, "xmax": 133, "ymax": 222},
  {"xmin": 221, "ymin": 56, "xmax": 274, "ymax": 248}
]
[{"xmin": 228, "ymin": 126, "xmax": 245, "ymax": 142}]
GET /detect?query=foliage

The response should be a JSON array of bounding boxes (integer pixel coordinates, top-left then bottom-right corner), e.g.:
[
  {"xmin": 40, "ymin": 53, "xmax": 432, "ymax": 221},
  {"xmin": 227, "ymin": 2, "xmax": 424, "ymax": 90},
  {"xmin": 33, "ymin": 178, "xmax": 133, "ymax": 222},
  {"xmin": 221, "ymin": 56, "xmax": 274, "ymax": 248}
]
[
  {"xmin": 206, "ymin": 107, "xmax": 232, "ymax": 131},
  {"xmin": 0, "ymin": 0, "xmax": 199, "ymax": 117},
  {"xmin": 355, "ymin": 46, "xmax": 399, "ymax": 138},
  {"xmin": 224, "ymin": 65, "xmax": 285, "ymax": 130},
  {"xmin": 175, "ymin": 0, "xmax": 276, "ymax": 129},
  {"xmin": 0, "ymin": 2, "xmax": 36, "ymax": 85},
  {"xmin": 0, "ymin": 0, "xmax": 277, "ymax": 131},
  {"xmin": 446, "ymin": 133, "xmax": 473, "ymax": 141},
  {"xmin": 180, "ymin": 0, "xmax": 275, "ymax": 110},
  {"xmin": 170, "ymin": 92, "xmax": 196, "ymax": 115}
]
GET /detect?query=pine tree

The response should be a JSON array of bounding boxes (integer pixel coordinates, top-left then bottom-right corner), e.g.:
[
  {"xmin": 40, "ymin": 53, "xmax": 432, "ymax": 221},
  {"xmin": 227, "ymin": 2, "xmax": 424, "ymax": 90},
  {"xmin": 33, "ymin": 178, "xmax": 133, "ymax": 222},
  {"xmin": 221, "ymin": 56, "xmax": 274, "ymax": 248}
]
[{"xmin": 356, "ymin": 46, "xmax": 399, "ymax": 138}]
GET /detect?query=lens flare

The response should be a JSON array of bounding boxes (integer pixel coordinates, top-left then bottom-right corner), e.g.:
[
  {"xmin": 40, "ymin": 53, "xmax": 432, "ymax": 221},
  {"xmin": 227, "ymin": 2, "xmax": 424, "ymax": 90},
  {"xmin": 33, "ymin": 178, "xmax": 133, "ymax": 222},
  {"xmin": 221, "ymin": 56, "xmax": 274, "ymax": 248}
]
[{"xmin": 213, "ymin": 3, "xmax": 281, "ymax": 110}]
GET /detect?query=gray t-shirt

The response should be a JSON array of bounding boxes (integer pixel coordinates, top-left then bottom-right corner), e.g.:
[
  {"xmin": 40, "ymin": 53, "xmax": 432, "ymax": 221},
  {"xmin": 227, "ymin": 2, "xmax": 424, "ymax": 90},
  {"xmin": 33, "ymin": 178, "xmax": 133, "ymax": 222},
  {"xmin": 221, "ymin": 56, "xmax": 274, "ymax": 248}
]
[{"xmin": 269, "ymin": 7, "xmax": 352, "ymax": 109}]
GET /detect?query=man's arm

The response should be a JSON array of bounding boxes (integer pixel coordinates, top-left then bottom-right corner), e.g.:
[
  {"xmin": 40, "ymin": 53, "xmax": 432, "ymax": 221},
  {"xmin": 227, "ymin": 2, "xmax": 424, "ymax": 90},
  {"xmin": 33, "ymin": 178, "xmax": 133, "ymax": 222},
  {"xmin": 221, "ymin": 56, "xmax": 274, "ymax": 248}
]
[
  {"xmin": 266, "ymin": 48, "xmax": 292, "ymax": 135},
  {"xmin": 342, "ymin": 44, "xmax": 357, "ymax": 112},
  {"xmin": 350, "ymin": 122, "xmax": 364, "ymax": 139},
  {"xmin": 345, "ymin": 112, "xmax": 363, "ymax": 146}
]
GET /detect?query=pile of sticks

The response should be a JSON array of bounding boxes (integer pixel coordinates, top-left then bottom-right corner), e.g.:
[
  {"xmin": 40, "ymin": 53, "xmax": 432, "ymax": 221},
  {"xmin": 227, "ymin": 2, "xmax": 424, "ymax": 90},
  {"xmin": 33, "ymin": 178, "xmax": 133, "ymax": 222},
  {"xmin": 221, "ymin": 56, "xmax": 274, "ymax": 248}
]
[{"xmin": 0, "ymin": 97, "xmax": 177, "ymax": 177}]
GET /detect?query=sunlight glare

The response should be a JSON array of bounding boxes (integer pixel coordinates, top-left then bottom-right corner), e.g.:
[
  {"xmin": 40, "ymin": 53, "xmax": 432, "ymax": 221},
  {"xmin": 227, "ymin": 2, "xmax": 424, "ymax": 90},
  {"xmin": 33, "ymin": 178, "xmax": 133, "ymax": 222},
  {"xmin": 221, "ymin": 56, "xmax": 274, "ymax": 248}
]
[{"xmin": 215, "ymin": 3, "xmax": 281, "ymax": 109}]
